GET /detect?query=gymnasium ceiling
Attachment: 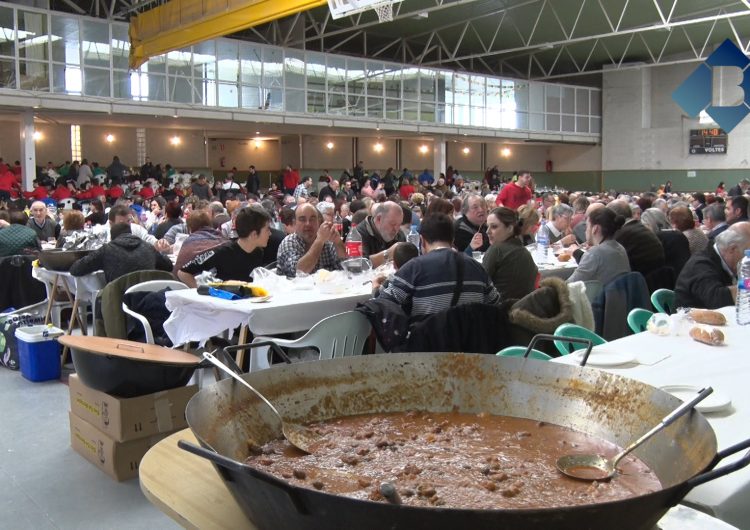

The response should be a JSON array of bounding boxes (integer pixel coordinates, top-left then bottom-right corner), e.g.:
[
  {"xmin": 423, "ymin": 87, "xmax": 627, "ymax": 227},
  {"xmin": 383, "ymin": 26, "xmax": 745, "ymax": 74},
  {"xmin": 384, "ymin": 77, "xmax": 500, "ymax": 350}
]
[{"xmin": 47, "ymin": 0, "xmax": 750, "ymax": 85}]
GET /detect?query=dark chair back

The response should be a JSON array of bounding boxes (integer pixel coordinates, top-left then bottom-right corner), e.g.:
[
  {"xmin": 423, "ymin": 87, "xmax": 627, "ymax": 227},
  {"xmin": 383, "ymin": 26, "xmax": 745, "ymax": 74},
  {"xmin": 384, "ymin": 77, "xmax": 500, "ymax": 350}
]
[
  {"xmin": 0, "ymin": 255, "xmax": 47, "ymax": 313},
  {"xmin": 592, "ymin": 272, "xmax": 651, "ymax": 341}
]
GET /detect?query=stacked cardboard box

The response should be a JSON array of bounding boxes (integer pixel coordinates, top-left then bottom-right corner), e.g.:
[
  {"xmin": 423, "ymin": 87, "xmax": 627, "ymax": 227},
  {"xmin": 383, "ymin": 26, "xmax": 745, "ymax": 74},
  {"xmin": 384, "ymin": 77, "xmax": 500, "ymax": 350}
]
[{"xmin": 68, "ymin": 374, "xmax": 197, "ymax": 481}]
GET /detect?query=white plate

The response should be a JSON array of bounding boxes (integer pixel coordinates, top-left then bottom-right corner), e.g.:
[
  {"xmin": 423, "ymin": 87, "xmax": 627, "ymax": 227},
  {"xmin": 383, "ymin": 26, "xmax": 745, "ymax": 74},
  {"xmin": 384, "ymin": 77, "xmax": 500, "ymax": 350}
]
[
  {"xmin": 573, "ymin": 349, "xmax": 636, "ymax": 367},
  {"xmin": 659, "ymin": 385, "xmax": 732, "ymax": 413}
]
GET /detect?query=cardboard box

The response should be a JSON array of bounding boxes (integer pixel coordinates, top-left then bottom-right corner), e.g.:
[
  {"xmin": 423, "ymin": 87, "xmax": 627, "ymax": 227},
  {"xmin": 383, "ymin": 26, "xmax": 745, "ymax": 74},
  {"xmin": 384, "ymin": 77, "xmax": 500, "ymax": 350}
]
[
  {"xmin": 69, "ymin": 374, "xmax": 197, "ymax": 442},
  {"xmin": 69, "ymin": 412, "xmax": 172, "ymax": 481}
]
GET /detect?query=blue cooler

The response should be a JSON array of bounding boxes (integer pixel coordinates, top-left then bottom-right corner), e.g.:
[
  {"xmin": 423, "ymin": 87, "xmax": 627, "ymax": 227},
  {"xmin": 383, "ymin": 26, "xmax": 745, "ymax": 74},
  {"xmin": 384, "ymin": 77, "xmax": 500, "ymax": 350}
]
[{"xmin": 15, "ymin": 325, "xmax": 64, "ymax": 382}]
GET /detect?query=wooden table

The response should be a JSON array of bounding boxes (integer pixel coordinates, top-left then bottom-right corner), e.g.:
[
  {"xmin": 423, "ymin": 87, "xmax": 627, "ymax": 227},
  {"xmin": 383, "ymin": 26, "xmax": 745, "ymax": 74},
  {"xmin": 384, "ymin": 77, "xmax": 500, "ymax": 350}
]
[
  {"xmin": 141, "ymin": 429, "xmax": 737, "ymax": 530},
  {"xmin": 140, "ymin": 430, "xmax": 253, "ymax": 530}
]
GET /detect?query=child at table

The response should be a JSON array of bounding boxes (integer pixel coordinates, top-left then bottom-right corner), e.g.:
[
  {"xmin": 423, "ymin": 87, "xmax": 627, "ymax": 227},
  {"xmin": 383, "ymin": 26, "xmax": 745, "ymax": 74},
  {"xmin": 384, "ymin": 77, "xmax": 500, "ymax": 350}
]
[{"xmin": 371, "ymin": 242, "xmax": 419, "ymax": 296}]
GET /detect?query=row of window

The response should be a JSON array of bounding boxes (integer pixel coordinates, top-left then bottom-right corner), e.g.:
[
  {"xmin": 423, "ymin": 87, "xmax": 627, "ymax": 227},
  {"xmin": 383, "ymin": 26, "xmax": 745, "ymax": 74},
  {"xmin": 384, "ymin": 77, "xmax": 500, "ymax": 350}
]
[{"xmin": 0, "ymin": 2, "xmax": 601, "ymax": 135}]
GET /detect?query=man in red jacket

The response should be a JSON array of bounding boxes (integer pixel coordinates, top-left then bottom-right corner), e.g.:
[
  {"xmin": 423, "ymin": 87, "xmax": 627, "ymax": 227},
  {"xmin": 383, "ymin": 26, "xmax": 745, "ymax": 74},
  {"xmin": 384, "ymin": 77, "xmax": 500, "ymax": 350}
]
[
  {"xmin": 282, "ymin": 164, "xmax": 299, "ymax": 196},
  {"xmin": 496, "ymin": 170, "xmax": 533, "ymax": 210}
]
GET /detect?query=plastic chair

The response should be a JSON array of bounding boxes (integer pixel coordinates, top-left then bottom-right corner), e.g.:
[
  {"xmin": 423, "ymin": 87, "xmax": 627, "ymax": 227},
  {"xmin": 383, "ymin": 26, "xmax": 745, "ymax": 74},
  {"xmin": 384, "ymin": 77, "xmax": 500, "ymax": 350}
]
[
  {"xmin": 496, "ymin": 346, "xmax": 552, "ymax": 361},
  {"xmin": 247, "ymin": 311, "xmax": 373, "ymax": 372},
  {"xmin": 553, "ymin": 323, "xmax": 606, "ymax": 356},
  {"xmin": 651, "ymin": 289, "xmax": 676, "ymax": 315},
  {"xmin": 121, "ymin": 280, "xmax": 188, "ymax": 344},
  {"xmin": 627, "ymin": 308, "xmax": 653, "ymax": 334}
]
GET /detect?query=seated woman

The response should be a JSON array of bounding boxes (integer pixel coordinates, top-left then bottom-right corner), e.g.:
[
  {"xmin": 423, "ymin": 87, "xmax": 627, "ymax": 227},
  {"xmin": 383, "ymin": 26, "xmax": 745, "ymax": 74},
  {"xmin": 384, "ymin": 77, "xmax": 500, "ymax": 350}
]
[
  {"xmin": 517, "ymin": 203, "xmax": 540, "ymax": 246},
  {"xmin": 669, "ymin": 205, "xmax": 708, "ymax": 255},
  {"xmin": 565, "ymin": 208, "xmax": 630, "ymax": 285},
  {"xmin": 56, "ymin": 210, "xmax": 85, "ymax": 248},
  {"xmin": 482, "ymin": 207, "xmax": 538, "ymax": 300},
  {"xmin": 640, "ymin": 207, "xmax": 690, "ymax": 278}
]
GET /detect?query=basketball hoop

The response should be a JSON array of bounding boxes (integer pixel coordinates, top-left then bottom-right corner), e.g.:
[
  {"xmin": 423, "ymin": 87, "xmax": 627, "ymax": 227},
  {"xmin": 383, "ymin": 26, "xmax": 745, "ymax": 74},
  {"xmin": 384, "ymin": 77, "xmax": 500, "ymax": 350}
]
[
  {"xmin": 328, "ymin": 0, "xmax": 401, "ymax": 22},
  {"xmin": 373, "ymin": 1, "xmax": 393, "ymax": 22}
]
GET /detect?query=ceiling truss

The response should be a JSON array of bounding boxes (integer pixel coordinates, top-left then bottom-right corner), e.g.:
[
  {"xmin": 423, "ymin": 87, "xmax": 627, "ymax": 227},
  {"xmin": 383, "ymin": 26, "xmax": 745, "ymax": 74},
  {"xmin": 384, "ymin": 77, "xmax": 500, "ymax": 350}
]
[{"xmin": 47, "ymin": 0, "xmax": 750, "ymax": 83}]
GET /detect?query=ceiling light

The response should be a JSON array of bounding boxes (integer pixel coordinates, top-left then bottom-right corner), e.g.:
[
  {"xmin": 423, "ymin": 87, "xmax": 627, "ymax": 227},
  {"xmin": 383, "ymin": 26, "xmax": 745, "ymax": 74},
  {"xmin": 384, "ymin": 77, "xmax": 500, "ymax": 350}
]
[
  {"xmin": 32, "ymin": 131, "xmax": 42, "ymax": 141},
  {"xmin": 256, "ymin": 131, "xmax": 260, "ymax": 134},
  {"xmin": 419, "ymin": 145, "xmax": 429, "ymax": 154},
  {"xmin": 326, "ymin": 141, "xmax": 334, "ymax": 150},
  {"xmin": 462, "ymin": 147, "xmax": 470, "ymax": 155},
  {"xmin": 170, "ymin": 135, "xmax": 181, "ymax": 146},
  {"xmin": 105, "ymin": 134, "xmax": 115, "ymax": 143},
  {"xmin": 374, "ymin": 142, "xmax": 384, "ymax": 153},
  {"xmin": 501, "ymin": 147, "xmax": 511, "ymax": 158}
]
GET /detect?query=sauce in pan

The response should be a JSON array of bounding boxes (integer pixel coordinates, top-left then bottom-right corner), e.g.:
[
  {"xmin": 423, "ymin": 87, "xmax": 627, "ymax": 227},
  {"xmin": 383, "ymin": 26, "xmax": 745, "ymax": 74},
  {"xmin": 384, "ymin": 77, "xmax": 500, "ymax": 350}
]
[{"xmin": 244, "ymin": 411, "xmax": 662, "ymax": 509}]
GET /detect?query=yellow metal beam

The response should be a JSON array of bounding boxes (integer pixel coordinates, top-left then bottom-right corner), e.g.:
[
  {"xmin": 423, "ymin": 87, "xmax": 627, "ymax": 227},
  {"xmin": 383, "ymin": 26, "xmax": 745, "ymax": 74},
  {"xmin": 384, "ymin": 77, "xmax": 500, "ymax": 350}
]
[{"xmin": 129, "ymin": 0, "xmax": 327, "ymax": 69}]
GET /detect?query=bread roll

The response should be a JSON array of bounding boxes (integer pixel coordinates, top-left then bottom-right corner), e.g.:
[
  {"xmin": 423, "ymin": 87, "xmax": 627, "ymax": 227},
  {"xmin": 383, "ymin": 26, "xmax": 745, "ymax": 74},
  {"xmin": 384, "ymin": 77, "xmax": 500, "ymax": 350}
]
[
  {"xmin": 689, "ymin": 326, "xmax": 724, "ymax": 346},
  {"xmin": 689, "ymin": 309, "xmax": 727, "ymax": 326},
  {"xmin": 557, "ymin": 253, "xmax": 572, "ymax": 262}
]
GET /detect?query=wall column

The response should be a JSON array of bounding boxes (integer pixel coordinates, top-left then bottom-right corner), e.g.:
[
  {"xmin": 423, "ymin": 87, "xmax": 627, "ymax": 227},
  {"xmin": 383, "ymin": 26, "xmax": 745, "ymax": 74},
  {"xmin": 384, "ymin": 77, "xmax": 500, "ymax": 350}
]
[
  {"xmin": 432, "ymin": 136, "xmax": 446, "ymax": 178},
  {"xmin": 19, "ymin": 110, "xmax": 35, "ymax": 192}
]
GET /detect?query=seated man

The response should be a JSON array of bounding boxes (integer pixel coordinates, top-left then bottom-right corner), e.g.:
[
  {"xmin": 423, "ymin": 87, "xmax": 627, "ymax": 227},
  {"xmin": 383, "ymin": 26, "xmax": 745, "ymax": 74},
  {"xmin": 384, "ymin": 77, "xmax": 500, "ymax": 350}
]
[
  {"xmin": 675, "ymin": 222, "xmax": 750, "ymax": 309},
  {"xmin": 379, "ymin": 214, "xmax": 501, "ymax": 321},
  {"xmin": 27, "ymin": 200, "xmax": 59, "ymax": 242},
  {"xmin": 0, "ymin": 210, "xmax": 40, "ymax": 257},
  {"xmin": 178, "ymin": 207, "xmax": 271, "ymax": 287},
  {"xmin": 454, "ymin": 194, "xmax": 489, "ymax": 253},
  {"xmin": 355, "ymin": 201, "xmax": 405, "ymax": 267},
  {"xmin": 71, "ymin": 222, "xmax": 173, "ymax": 283},
  {"xmin": 277, "ymin": 203, "xmax": 346, "ymax": 277},
  {"xmin": 726, "ymin": 195, "xmax": 749, "ymax": 226}
]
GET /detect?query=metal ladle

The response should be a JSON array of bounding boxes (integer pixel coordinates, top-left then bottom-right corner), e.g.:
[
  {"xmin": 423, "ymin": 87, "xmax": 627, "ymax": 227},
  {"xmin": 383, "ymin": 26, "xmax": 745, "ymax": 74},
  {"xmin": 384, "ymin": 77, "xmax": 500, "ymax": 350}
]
[
  {"xmin": 557, "ymin": 386, "xmax": 713, "ymax": 481},
  {"xmin": 202, "ymin": 351, "xmax": 322, "ymax": 454}
]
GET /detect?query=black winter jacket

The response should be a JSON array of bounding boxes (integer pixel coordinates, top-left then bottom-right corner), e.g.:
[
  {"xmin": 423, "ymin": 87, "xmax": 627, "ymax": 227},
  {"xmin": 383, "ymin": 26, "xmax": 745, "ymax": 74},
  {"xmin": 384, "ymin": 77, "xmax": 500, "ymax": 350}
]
[{"xmin": 70, "ymin": 234, "xmax": 173, "ymax": 283}]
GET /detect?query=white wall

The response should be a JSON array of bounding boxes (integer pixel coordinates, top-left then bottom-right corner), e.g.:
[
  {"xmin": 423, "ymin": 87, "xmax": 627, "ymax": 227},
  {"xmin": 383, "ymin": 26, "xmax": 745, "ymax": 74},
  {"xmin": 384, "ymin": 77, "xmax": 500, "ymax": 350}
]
[{"xmin": 603, "ymin": 63, "xmax": 750, "ymax": 171}]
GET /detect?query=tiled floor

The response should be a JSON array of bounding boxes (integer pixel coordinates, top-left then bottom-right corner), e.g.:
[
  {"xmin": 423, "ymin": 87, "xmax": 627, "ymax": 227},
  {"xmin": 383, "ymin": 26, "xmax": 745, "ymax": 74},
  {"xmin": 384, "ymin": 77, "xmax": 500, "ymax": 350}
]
[{"xmin": 0, "ymin": 366, "xmax": 180, "ymax": 530}]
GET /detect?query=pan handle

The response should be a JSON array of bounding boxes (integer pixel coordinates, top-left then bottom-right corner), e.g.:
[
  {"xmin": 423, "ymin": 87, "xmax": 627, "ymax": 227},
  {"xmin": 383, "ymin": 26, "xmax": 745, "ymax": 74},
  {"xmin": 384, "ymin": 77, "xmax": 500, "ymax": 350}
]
[
  {"xmin": 178, "ymin": 440, "xmax": 310, "ymax": 515},
  {"xmin": 525, "ymin": 334, "xmax": 594, "ymax": 366},
  {"xmin": 686, "ymin": 438, "xmax": 750, "ymax": 488}
]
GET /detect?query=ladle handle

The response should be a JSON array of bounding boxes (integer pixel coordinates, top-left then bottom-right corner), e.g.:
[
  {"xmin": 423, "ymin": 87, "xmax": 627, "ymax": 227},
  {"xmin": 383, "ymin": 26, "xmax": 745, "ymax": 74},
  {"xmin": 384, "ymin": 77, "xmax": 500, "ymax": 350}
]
[
  {"xmin": 202, "ymin": 351, "xmax": 283, "ymax": 419},
  {"xmin": 612, "ymin": 386, "xmax": 713, "ymax": 468}
]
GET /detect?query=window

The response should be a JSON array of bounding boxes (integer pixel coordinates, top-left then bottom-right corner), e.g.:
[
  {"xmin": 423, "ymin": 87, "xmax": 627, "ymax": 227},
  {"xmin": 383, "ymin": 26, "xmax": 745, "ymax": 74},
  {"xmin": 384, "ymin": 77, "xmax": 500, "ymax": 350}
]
[{"xmin": 70, "ymin": 124, "xmax": 81, "ymax": 161}]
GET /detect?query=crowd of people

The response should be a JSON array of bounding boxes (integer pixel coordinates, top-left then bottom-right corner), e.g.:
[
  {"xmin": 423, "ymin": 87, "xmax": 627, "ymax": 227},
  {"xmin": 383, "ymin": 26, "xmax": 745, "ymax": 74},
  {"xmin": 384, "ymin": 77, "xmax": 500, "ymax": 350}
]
[{"xmin": 2, "ymin": 154, "xmax": 750, "ymax": 326}]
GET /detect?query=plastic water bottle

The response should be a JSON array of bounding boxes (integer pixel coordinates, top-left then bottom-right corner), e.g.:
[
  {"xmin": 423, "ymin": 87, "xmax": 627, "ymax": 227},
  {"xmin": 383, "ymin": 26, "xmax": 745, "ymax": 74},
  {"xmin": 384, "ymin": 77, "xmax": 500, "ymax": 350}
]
[
  {"xmin": 737, "ymin": 249, "xmax": 750, "ymax": 325},
  {"xmin": 333, "ymin": 213, "xmax": 343, "ymax": 235},
  {"xmin": 407, "ymin": 223, "xmax": 420, "ymax": 254},
  {"xmin": 345, "ymin": 223, "xmax": 362, "ymax": 258},
  {"xmin": 536, "ymin": 219, "xmax": 549, "ymax": 263}
]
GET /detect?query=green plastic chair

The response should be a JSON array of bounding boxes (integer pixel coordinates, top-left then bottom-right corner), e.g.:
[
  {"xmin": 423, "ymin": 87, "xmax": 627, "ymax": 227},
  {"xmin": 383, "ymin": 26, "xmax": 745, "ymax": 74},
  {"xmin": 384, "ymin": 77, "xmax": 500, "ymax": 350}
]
[
  {"xmin": 651, "ymin": 289, "xmax": 676, "ymax": 315},
  {"xmin": 627, "ymin": 308, "xmax": 653, "ymax": 334},
  {"xmin": 552, "ymin": 324, "xmax": 606, "ymax": 356},
  {"xmin": 496, "ymin": 346, "xmax": 552, "ymax": 361}
]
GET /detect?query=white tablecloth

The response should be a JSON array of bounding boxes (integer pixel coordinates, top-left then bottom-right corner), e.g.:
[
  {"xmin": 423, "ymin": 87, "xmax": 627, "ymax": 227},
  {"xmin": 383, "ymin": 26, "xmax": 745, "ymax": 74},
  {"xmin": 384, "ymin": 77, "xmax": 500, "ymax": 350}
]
[
  {"xmin": 163, "ymin": 283, "xmax": 373, "ymax": 346},
  {"xmin": 553, "ymin": 307, "xmax": 750, "ymax": 529},
  {"xmin": 31, "ymin": 267, "xmax": 106, "ymax": 304}
]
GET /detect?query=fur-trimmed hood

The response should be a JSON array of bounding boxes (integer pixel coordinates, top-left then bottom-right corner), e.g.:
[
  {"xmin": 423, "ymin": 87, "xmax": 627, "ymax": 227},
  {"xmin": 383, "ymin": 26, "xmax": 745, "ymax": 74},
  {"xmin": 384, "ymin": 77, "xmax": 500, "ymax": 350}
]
[{"xmin": 508, "ymin": 276, "xmax": 574, "ymax": 333}]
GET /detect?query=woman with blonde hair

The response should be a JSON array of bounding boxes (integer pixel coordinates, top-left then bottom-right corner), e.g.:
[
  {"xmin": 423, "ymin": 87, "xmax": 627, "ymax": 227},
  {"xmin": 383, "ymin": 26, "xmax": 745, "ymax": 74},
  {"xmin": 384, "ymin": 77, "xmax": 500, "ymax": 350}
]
[{"xmin": 517, "ymin": 203, "xmax": 540, "ymax": 246}]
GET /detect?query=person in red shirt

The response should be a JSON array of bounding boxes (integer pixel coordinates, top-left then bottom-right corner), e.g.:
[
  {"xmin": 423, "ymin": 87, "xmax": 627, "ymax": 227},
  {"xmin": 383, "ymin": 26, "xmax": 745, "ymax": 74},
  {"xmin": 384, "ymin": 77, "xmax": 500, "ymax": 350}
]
[
  {"xmin": 107, "ymin": 185, "xmax": 124, "ymax": 202},
  {"xmin": 138, "ymin": 184, "xmax": 155, "ymax": 200},
  {"xmin": 23, "ymin": 181, "xmax": 49, "ymax": 200},
  {"xmin": 0, "ymin": 158, "xmax": 8, "ymax": 175},
  {"xmin": 399, "ymin": 178, "xmax": 416, "ymax": 200},
  {"xmin": 282, "ymin": 164, "xmax": 300, "ymax": 196},
  {"xmin": 12, "ymin": 161, "xmax": 22, "ymax": 179},
  {"xmin": 0, "ymin": 169, "xmax": 18, "ymax": 201},
  {"xmin": 51, "ymin": 182, "xmax": 73, "ymax": 201},
  {"xmin": 496, "ymin": 170, "xmax": 533, "ymax": 210},
  {"xmin": 89, "ymin": 183, "xmax": 106, "ymax": 199}
]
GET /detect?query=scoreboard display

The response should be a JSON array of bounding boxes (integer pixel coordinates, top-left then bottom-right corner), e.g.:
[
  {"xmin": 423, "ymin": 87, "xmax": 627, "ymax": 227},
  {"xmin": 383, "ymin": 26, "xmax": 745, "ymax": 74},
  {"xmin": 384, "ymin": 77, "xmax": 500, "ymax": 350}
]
[{"xmin": 689, "ymin": 128, "xmax": 727, "ymax": 154}]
